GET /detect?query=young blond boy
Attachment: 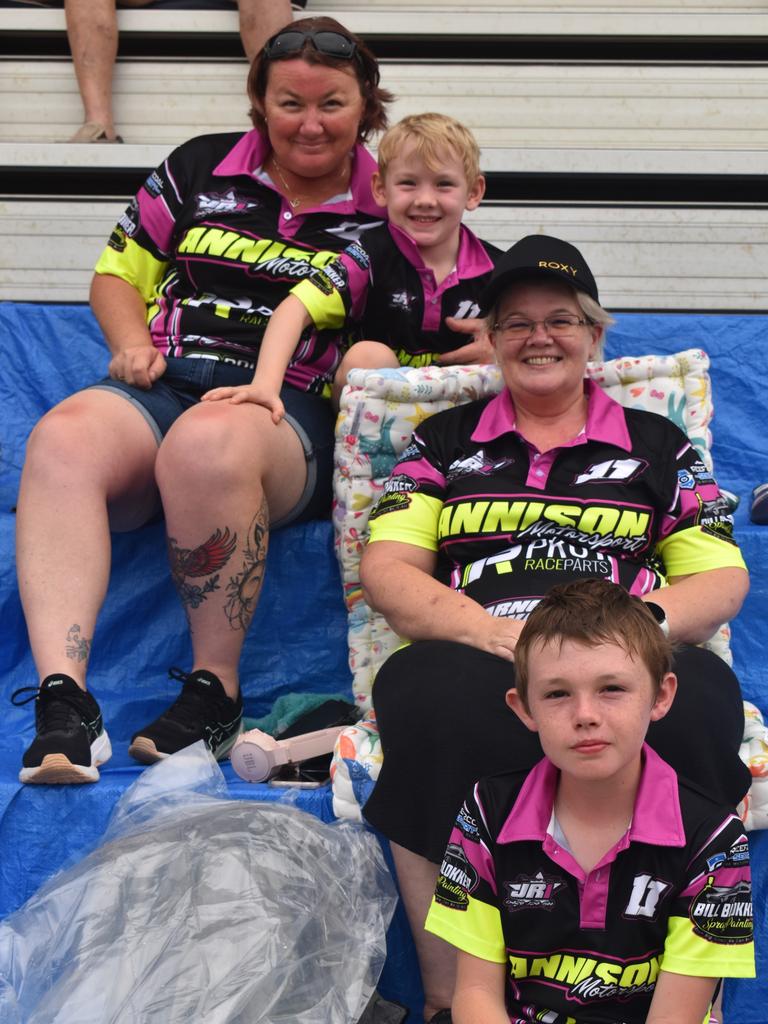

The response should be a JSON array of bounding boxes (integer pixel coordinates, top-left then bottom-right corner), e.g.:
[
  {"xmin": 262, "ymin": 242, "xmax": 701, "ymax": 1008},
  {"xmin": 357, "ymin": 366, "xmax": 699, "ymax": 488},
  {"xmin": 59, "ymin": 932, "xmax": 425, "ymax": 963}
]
[
  {"xmin": 202, "ymin": 113, "xmax": 501, "ymax": 418},
  {"xmin": 425, "ymin": 578, "xmax": 754, "ymax": 1024}
]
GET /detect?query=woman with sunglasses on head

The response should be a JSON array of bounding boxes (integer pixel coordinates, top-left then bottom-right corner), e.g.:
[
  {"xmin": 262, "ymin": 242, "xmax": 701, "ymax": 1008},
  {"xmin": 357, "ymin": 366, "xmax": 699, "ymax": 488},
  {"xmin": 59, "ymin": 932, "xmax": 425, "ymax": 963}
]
[
  {"xmin": 359, "ymin": 235, "xmax": 751, "ymax": 1023},
  {"xmin": 13, "ymin": 18, "xmax": 392, "ymax": 784}
]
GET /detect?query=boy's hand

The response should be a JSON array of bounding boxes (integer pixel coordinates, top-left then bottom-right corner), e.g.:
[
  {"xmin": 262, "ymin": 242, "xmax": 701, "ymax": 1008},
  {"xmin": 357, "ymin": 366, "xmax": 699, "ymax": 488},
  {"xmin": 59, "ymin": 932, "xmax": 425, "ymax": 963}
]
[
  {"xmin": 108, "ymin": 346, "xmax": 166, "ymax": 389},
  {"xmin": 439, "ymin": 316, "xmax": 495, "ymax": 365},
  {"xmin": 201, "ymin": 383, "xmax": 285, "ymax": 424}
]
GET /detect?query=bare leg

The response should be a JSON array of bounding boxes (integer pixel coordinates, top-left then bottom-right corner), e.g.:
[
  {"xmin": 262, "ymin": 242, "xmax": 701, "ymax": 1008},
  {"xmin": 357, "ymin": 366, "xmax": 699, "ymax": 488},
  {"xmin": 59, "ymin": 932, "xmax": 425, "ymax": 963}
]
[
  {"xmin": 712, "ymin": 984, "xmax": 724, "ymax": 1022},
  {"xmin": 237, "ymin": 0, "xmax": 293, "ymax": 63},
  {"xmin": 16, "ymin": 390, "xmax": 160, "ymax": 689},
  {"xmin": 64, "ymin": 0, "xmax": 153, "ymax": 139},
  {"xmin": 332, "ymin": 340, "xmax": 400, "ymax": 407},
  {"xmin": 390, "ymin": 843, "xmax": 456, "ymax": 1021},
  {"xmin": 155, "ymin": 401, "xmax": 307, "ymax": 699}
]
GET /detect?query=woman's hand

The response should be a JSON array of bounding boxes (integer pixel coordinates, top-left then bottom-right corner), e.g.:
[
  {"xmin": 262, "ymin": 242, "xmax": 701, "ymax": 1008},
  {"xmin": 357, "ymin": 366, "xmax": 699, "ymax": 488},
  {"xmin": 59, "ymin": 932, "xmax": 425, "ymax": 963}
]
[
  {"xmin": 438, "ymin": 316, "xmax": 495, "ymax": 366},
  {"xmin": 108, "ymin": 346, "xmax": 166, "ymax": 389},
  {"xmin": 202, "ymin": 382, "xmax": 285, "ymax": 424},
  {"xmin": 361, "ymin": 539, "xmax": 521, "ymax": 659},
  {"xmin": 476, "ymin": 616, "xmax": 523, "ymax": 662}
]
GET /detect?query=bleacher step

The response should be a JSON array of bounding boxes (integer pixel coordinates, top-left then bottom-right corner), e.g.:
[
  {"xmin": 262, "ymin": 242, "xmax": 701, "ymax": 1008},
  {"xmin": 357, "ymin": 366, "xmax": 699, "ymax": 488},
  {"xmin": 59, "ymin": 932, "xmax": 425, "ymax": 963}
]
[
  {"xmin": 3, "ymin": 196, "xmax": 766, "ymax": 310},
  {"xmin": 2, "ymin": 60, "xmax": 766, "ymax": 151},
  {"xmin": 2, "ymin": 4, "xmax": 768, "ymax": 39}
]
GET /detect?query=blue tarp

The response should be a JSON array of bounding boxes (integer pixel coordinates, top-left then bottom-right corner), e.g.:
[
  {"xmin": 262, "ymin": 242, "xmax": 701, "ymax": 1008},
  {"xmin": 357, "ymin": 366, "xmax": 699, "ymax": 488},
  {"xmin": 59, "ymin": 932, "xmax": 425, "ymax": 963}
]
[{"xmin": 1, "ymin": 303, "xmax": 767, "ymax": 1019}]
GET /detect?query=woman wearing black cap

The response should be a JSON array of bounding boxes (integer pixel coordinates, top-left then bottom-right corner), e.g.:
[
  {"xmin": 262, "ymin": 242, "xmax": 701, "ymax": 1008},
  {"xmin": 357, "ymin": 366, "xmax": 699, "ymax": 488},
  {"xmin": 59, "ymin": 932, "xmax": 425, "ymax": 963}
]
[{"xmin": 360, "ymin": 234, "xmax": 750, "ymax": 1023}]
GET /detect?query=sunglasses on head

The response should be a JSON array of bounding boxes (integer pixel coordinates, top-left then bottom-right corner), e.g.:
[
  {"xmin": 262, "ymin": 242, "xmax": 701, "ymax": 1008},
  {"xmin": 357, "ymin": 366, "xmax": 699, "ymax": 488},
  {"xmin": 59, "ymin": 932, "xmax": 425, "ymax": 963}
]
[{"xmin": 263, "ymin": 29, "xmax": 359, "ymax": 63}]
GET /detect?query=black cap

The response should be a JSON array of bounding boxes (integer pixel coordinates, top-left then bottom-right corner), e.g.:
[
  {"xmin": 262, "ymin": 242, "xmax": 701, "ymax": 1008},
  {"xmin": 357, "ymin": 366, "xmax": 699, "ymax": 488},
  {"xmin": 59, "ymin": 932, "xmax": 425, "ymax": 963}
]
[{"xmin": 481, "ymin": 234, "xmax": 599, "ymax": 313}]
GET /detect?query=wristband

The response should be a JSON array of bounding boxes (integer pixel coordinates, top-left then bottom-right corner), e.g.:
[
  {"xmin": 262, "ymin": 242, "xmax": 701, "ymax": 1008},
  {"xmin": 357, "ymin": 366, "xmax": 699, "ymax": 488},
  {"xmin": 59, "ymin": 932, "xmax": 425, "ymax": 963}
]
[{"xmin": 645, "ymin": 601, "xmax": 670, "ymax": 637}]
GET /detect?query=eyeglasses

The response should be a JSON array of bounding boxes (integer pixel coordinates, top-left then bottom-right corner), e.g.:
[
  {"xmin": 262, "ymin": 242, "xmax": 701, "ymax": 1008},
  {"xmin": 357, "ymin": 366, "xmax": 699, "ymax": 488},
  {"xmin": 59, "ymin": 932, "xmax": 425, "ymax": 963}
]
[
  {"xmin": 493, "ymin": 314, "xmax": 592, "ymax": 339},
  {"xmin": 263, "ymin": 29, "xmax": 359, "ymax": 63}
]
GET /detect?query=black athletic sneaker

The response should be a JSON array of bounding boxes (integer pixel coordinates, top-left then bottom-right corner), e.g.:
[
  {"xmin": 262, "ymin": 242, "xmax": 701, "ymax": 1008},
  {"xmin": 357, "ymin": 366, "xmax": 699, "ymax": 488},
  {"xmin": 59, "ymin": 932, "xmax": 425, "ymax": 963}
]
[
  {"xmin": 12, "ymin": 674, "xmax": 112, "ymax": 784},
  {"xmin": 128, "ymin": 667, "xmax": 243, "ymax": 764}
]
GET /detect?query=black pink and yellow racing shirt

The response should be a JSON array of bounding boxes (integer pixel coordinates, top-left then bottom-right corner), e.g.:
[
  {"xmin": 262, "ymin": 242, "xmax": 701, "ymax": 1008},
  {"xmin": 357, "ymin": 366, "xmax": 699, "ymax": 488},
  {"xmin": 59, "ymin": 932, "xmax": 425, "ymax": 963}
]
[
  {"xmin": 94, "ymin": 130, "xmax": 383, "ymax": 394},
  {"xmin": 367, "ymin": 381, "xmax": 746, "ymax": 617},
  {"xmin": 290, "ymin": 222, "xmax": 501, "ymax": 367},
  {"xmin": 426, "ymin": 746, "xmax": 754, "ymax": 1023}
]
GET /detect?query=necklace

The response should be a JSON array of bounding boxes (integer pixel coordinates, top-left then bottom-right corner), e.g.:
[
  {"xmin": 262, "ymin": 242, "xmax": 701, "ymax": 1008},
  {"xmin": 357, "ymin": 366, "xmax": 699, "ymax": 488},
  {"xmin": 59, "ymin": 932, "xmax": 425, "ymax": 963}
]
[
  {"xmin": 269, "ymin": 154, "xmax": 351, "ymax": 210},
  {"xmin": 270, "ymin": 156, "xmax": 302, "ymax": 208}
]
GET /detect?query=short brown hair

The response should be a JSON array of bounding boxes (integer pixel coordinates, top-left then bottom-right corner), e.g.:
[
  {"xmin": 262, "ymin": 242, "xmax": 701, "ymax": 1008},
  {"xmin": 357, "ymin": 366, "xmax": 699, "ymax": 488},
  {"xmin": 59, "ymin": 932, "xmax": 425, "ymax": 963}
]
[
  {"xmin": 377, "ymin": 112, "xmax": 482, "ymax": 188},
  {"xmin": 247, "ymin": 17, "xmax": 393, "ymax": 143},
  {"xmin": 514, "ymin": 579, "xmax": 673, "ymax": 712}
]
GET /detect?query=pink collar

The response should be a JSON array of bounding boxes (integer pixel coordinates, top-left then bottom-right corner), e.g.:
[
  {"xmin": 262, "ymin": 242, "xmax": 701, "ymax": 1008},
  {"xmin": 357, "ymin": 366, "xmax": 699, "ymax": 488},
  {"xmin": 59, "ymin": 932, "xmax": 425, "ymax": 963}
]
[
  {"xmin": 212, "ymin": 130, "xmax": 382, "ymax": 217},
  {"xmin": 472, "ymin": 378, "xmax": 633, "ymax": 451},
  {"xmin": 387, "ymin": 222, "xmax": 495, "ymax": 278},
  {"xmin": 497, "ymin": 745, "xmax": 686, "ymax": 847}
]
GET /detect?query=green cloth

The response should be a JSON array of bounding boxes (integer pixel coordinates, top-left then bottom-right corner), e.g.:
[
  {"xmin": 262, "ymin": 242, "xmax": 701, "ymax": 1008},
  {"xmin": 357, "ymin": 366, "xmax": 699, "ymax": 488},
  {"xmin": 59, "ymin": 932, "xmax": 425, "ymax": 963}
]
[{"xmin": 243, "ymin": 691, "xmax": 352, "ymax": 737}]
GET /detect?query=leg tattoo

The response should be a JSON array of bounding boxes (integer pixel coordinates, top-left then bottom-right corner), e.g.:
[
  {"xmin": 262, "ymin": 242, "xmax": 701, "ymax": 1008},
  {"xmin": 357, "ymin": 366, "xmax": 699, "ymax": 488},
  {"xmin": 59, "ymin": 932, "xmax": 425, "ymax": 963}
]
[
  {"xmin": 225, "ymin": 499, "xmax": 269, "ymax": 632},
  {"xmin": 65, "ymin": 624, "xmax": 92, "ymax": 663},
  {"xmin": 168, "ymin": 527, "xmax": 238, "ymax": 613}
]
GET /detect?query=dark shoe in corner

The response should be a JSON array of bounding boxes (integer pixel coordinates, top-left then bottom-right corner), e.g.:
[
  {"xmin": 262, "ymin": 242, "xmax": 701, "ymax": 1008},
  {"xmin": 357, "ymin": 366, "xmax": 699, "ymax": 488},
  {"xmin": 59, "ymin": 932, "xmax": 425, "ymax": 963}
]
[
  {"xmin": 750, "ymin": 483, "xmax": 768, "ymax": 524},
  {"xmin": 357, "ymin": 990, "xmax": 409, "ymax": 1023}
]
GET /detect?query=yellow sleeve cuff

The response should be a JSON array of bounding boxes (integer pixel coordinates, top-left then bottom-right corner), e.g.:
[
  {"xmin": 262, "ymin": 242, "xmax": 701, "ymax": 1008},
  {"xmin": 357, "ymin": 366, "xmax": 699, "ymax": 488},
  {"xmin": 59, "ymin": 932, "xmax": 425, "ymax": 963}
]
[
  {"xmin": 368, "ymin": 492, "xmax": 442, "ymax": 552},
  {"xmin": 425, "ymin": 896, "xmax": 507, "ymax": 964},
  {"xmin": 660, "ymin": 915, "xmax": 755, "ymax": 979},
  {"xmin": 292, "ymin": 278, "xmax": 346, "ymax": 331},
  {"xmin": 94, "ymin": 238, "xmax": 168, "ymax": 305},
  {"xmin": 656, "ymin": 526, "xmax": 747, "ymax": 577}
]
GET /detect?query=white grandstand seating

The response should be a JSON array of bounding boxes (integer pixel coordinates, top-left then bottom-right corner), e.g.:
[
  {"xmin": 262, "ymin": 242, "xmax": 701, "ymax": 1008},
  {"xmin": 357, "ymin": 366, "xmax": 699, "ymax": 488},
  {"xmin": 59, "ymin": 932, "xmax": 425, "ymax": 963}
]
[
  {"xmin": 3, "ymin": 198, "xmax": 765, "ymax": 310},
  {"xmin": 0, "ymin": 2, "xmax": 766, "ymax": 309},
  {"xmin": 3, "ymin": 61, "xmax": 767, "ymax": 150},
  {"xmin": 3, "ymin": 2, "xmax": 768, "ymax": 38}
]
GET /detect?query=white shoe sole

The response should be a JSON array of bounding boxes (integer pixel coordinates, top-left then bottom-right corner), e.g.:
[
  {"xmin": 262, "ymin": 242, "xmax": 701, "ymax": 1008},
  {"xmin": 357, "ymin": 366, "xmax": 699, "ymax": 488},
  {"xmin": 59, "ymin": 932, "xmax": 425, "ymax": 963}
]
[{"xmin": 19, "ymin": 730, "xmax": 112, "ymax": 785}]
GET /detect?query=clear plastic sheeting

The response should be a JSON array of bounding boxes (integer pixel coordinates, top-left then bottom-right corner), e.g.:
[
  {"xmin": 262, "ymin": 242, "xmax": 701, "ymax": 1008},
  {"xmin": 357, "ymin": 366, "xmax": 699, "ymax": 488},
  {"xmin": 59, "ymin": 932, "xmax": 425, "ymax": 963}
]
[{"xmin": 0, "ymin": 744, "xmax": 398, "ymax": 1024}]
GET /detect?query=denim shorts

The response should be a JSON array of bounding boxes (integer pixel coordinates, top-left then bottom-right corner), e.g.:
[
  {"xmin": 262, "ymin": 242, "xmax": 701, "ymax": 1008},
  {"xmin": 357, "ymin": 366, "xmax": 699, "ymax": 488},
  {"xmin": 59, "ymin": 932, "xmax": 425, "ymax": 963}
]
[{"xmin": 88, "ymin": 357, "xmax": 336, "ymax": 526}]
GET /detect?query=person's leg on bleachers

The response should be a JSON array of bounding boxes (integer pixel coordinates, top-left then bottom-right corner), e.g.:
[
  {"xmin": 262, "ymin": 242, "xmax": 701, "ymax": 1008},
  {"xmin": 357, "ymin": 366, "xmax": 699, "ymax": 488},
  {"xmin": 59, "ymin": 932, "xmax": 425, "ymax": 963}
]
[
  {"xmin": 236, "ymin": 0, "xmax": 292, "ymax": 63},
  {"xmin": 64, "ymin": 0, "xmax": 154, "ymax": 143}
]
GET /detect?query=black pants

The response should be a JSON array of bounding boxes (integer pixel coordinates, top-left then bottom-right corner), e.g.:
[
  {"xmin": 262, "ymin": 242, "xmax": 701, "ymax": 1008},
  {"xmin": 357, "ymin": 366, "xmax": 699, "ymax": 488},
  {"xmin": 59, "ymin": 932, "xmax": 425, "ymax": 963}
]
[{"xmin": 364, "ymin": 640, "xmax": 751, "ymax": 863}]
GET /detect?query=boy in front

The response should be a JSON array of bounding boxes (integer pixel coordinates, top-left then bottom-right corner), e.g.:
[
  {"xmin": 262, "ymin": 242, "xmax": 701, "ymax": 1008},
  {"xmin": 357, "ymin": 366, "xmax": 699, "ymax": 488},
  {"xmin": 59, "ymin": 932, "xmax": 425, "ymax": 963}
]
[{"xmin": 425, "ymin": 578, "xmax": 754, "ymax": 1024}]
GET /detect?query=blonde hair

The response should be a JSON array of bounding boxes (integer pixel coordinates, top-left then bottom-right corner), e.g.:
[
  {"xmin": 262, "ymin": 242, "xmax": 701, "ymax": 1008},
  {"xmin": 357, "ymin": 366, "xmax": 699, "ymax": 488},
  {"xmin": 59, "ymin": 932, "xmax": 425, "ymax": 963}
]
[
  {"xmin": 577, "ymin": 292, "xmax": 615, "ymax": 330},
  {"xmin": 576, "ymin": 292, "xmax": 614, "ymax": 359},
  {"xmin": 377, "ymin": 113, "xmax": 482, "ymax": 187}
]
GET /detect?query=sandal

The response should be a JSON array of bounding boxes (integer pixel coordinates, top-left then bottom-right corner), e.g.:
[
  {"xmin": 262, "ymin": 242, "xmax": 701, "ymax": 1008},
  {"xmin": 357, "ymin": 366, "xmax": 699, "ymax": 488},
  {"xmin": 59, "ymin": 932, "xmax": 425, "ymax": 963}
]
[{"xmin": 68, "ymin": 121, "xmax": 124, "ymax": 144}]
